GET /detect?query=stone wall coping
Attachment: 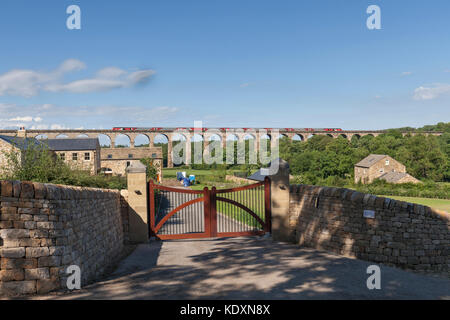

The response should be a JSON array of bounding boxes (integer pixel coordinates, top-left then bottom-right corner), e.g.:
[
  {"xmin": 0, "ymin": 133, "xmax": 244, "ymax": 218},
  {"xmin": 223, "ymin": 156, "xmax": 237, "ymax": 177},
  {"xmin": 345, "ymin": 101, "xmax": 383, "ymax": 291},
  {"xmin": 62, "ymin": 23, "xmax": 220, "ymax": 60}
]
[
  {"xmin": 0, "ymin": 180, "xmax": 120, "ymax": 200},
  {"xmin": 290, "ymin": 184, "xmax": 450, "ymax": 222}
]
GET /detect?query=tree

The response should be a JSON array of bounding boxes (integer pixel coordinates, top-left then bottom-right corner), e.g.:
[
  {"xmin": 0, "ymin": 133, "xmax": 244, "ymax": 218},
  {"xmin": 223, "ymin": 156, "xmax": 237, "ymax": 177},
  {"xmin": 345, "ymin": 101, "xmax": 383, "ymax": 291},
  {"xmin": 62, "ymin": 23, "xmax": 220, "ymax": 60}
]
[{"xmin": 140, "ymin": 157, "xmax": 160, "ymax": 181}]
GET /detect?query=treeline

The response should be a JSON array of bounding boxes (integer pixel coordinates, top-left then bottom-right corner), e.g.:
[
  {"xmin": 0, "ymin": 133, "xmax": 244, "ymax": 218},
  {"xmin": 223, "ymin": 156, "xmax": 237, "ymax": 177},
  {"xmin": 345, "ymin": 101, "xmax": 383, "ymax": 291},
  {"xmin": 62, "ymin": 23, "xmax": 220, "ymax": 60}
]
[
  {"xmin": 279, "ymin": 129, "xmax": 449, "ymax": 184},
  {"xmin": 394, "ymin": 121, "xmax": 450, "ymax": 133}
]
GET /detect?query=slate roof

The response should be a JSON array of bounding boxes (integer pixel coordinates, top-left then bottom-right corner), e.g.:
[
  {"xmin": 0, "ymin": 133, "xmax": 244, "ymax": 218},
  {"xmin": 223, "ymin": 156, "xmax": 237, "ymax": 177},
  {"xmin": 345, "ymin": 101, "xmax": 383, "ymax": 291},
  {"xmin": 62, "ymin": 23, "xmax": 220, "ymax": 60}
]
[
  {"xmin": 355, "ymin": 154, "xmax": 387, "ymax": 168},
  {"xmin": 0, "ymin": 135, "xmax": 43, "ymax": 150},
  {"xmin": 247, "ymin": 169, "xmax": 267, "ymax": 182},
  {"xmin": 44, "ymin": 138, "xmax": 100, "ymax": 151},
  {"xmin": 247, "ymin": 158, "xmax": 290, "ymax": 181},
  {"xmin": 378, "ymin": 172, "xmax": 409, "ymax": 183}
]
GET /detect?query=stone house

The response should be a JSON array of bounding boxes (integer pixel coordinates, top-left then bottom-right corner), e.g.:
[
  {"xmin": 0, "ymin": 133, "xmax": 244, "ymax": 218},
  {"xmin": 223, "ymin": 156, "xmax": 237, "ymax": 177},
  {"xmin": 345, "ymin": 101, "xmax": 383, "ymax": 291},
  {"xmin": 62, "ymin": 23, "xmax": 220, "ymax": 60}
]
[
  {"xmin": 354, "ymin": 154, "xmax": 420, "ymax": 184},
  {"xmin": 44, "ymin": 139, "xmax": 101, "ymax": 175},
  {"xmin": 0, "ymin": 135, "xmax": 43, "ymax": 175},
  {"xmin": 0, "ymin": 135, "xmax": 101, "ymax": 176},
  {"xmin": 100, "ymin": 147, "xmax": 163, "ymax": 180}
]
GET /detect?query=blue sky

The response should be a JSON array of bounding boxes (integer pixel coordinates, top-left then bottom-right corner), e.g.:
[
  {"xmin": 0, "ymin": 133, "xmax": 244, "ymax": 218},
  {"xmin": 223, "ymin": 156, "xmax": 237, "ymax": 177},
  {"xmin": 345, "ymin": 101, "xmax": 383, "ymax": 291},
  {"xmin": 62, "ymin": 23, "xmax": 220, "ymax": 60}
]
[{"xmin": 0, "ymin": 0, "xmax": 449, "ymax": 130}]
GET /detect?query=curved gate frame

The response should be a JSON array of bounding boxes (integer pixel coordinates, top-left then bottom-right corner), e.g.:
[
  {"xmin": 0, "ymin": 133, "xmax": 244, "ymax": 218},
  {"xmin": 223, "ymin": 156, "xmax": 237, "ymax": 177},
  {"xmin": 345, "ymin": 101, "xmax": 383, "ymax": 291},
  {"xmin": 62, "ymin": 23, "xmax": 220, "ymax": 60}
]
[
  {"xmin": 211, "ymin": 177, "xmax": 271, "ymax": 238},
  {"xmin": 149, "ymin": 182, "xmax": 211, "ymax": 240},
  {"xmin": 149, "ymin": 177, "xmax": 271, "ymax": 240}
]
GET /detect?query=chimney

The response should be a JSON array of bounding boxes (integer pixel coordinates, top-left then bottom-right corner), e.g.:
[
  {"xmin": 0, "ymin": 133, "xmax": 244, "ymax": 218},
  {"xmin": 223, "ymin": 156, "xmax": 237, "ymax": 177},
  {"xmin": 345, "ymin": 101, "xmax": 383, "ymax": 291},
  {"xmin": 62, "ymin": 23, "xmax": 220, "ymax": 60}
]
[{"xmin": 17, "ymin": 126, "xmax": 26, "ymax": 138}]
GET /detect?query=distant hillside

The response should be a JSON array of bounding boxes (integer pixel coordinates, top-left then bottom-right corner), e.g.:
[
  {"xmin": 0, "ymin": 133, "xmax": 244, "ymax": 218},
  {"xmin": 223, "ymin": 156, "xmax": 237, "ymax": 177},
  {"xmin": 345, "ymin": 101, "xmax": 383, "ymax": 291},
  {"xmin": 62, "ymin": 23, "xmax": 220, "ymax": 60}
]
[{"xmin": 393, "ymin": 122, "xmax": 450, "ymax": 133}]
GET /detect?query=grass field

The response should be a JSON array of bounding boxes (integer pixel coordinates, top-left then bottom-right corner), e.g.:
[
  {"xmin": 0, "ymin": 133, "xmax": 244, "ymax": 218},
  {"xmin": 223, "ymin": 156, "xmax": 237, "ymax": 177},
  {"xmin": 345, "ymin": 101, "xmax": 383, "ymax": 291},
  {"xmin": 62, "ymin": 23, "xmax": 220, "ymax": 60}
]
[
  {"xmin": 380, "ymin": 195, "xmax": 450, "ymax": 213},
  {"xmin": 163, "ymin": 168, "xmax": 246, "ymax": 191},
  {"xmin": 163, "ymin": 168, "xmax": 242, "ymax": 177},
  {"xmin": 216, "ymin": 188, "xmax": 267, "ymax": 228}
]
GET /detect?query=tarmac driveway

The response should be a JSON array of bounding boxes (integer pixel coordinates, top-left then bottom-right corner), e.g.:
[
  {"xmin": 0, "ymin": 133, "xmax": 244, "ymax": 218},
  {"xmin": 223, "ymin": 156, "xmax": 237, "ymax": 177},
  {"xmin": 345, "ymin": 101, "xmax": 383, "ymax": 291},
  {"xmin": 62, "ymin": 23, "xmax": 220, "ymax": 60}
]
[{"xmin": 37, "ymin": 237, "xmax": 449, "ymax": 300}]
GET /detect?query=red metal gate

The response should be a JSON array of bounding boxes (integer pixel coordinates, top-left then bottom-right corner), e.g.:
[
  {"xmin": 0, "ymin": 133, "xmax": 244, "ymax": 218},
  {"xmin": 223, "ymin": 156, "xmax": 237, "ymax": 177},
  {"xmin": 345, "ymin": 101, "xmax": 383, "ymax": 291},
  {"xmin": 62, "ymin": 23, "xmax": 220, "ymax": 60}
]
[{"xmin": 149, "ymin": 177, "xmax": 271, "ymax": 240}]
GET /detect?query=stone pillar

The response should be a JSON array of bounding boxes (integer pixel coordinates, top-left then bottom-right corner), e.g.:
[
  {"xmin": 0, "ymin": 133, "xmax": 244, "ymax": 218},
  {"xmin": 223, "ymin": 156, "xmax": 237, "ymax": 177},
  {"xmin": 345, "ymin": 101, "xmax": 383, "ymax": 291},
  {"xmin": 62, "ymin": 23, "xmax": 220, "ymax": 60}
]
[
  {"xmin": 148, "ymin": 134, "xmax": 155, "ymax": 148},
  {"xmin": 126, "ymin": 162, "xmax": 149, "ymax": 243},
  {"xmin": 221, "ymin": 133, "xmax": 227, "ymax": 148},
  {"xmin": 167, "ymin": 137, "xmax": 173, "ymax": 168},
  {"xmin": 17, "ymin": 128, "xmax": 26, "ymax": 137},
  {"xmin": 203, "ymin": 135, "xmax": 209, "ymax": 155},
  {"xmin": 255, "ymin": 135, "xmax": 260, "ymax": 163},
  {"xmin": 268, "ymin": 159, "xmax": 291, "ymax": 242},
  {"xmin": 185, "ymin": 134, "xmax": 192, "ymax": 166}
]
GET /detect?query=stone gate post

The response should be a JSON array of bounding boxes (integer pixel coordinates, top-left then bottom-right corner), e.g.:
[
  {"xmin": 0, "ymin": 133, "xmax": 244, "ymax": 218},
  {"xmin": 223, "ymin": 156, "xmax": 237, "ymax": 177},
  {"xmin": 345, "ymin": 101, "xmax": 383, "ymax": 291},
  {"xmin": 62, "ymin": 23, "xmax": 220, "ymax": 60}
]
[
  {"xmin": 268, "ymin": 159, "xmax": 291, "ymax": 242},
  {"xmin": 126, "ymin": 162, "xmax": 149, "ymax": 243}
]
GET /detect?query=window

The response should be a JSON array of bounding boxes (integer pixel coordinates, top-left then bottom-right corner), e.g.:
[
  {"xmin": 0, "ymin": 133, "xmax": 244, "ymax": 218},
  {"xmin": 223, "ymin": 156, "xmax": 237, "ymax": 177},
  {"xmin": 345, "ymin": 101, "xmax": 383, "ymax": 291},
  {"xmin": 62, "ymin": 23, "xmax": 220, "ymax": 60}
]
[
  {"xmin": 128, "ymin": 154, "xmax": 133, "ymax": 159},
  {"xmin": 60, "ymin": 153, "xmax": 65, "ymax": 160},
  {"xmin": 126, "ymin": 161, "xmax": 131, "ymax": 167},
  {"xmin": 84, "ymin": 152, "xmax": 90, "ymax": 161},
  {"xmin": 385, "ymin": 159, "xmax": 390, "ymax": 165},
  {"xmin": 152, "ymin": 153, "xmax": 157, "ymax": 158},
  {"xmin": 107, "ymin": 154, "xmax": 112, "ymax": 159},
  {"xmin": 72, "ymin": 153, "xmax": 78, "ymax": 161}
]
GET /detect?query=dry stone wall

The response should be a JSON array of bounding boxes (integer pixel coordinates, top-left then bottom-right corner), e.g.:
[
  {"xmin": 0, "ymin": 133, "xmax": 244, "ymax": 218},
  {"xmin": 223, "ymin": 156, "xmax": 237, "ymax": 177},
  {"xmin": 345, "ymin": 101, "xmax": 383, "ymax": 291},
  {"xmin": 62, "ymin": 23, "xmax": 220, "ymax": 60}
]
[
  {"xmin": 0, "ymin": 180, "xmax": 124, "ymax": 296},
  {"xmin": 289, "ymin": 184, "xmax": 450, "ymax": 277},
  {"xmin": 120, "ymin": 189, "xmax": 130, "ymax": 244}
]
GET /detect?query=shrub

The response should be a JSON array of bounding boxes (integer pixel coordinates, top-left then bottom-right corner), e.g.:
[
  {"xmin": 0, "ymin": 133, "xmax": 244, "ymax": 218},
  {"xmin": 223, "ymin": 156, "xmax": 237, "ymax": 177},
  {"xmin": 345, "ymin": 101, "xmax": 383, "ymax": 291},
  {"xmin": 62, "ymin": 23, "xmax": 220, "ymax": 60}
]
[{"xmin": 1, "ymin": 140, "xmax": 127, "ymax": 190}]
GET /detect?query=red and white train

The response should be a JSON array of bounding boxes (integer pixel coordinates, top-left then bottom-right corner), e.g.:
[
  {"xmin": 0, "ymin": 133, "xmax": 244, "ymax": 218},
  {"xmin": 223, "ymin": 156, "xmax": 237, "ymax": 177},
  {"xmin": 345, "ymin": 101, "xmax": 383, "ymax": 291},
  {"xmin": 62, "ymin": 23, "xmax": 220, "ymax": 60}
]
[{"xmin": 112, "ymin": 127, "xmax": 343, "ymax": 132}]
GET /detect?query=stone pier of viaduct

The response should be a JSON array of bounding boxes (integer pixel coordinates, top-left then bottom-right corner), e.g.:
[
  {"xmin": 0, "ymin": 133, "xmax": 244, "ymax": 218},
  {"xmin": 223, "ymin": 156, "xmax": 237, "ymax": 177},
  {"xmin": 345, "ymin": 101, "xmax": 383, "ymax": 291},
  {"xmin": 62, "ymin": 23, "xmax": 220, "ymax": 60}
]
[{"xmin": 0, "ymin": 129, "xmax": 443, "ymax": 168}]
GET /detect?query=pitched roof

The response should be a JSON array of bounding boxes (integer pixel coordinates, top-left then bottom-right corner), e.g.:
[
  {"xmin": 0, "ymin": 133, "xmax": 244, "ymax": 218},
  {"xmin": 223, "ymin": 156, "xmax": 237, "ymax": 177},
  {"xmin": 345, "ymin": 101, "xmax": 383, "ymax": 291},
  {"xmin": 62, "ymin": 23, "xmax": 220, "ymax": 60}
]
[
  {"xmin": 247, "ymin": 158, "xmax": 290, "ymax": 181},
  {"xmin": 378, "ymin": 172, "xmax": 409, "ymax": 183},
  {"xmin": 0, "ymin": 135, "xmax": 43, "ymax": 150},
  {"xmin": 355, "ymin": 154, "xmax": 387, "ymax": 168},
  {"xmin": 44, "ymin": 138, "xmax": 100, "ymax": 151}
]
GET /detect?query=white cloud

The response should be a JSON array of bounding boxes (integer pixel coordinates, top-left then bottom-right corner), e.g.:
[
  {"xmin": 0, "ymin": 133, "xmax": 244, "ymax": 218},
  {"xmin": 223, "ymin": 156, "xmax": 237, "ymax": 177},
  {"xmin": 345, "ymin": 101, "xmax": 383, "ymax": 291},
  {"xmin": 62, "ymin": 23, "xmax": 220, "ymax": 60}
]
[
  {"xmin": 96, "ymin": 67, "xmax": 127, "ymax": 79},
  {"xmin": 0, "ymin": 111, "xmax": 46, "ymax": 129},
  {"xmin": 50, "ymin": 124, "xmax": 67, "ymax": 130},
  {"xmin": 0, "ymin": 103, "xmax": 180, "ymax": 129},
  {"xmin": 9, "ymin": 116, "xmax": 33, "ymax": 122},
  {"xmin": 240, "ymin": 83, "xmax": 250, "ymax": 88},
  {"xmin": 413, "ymin": 84, "xmax": 450, "ymax": 100},
  {"xmin": 0, "ymin": 70, "xmax": 51, "ymax": 97},
  {"xmin": 401, "ymin": 71, "xmax": 413, "ymax": 76},
  {"xmin": 0, "ymin": 59, "xmax": 156, "ymax": 97}
]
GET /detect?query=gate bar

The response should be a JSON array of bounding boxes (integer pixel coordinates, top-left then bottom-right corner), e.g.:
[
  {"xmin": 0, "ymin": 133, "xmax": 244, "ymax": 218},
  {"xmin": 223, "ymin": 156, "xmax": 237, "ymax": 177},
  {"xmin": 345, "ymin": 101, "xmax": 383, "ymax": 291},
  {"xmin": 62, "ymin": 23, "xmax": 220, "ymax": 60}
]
[{"xmin": 264, "ymin": 177, "xmax": 271, "ymax": 233}]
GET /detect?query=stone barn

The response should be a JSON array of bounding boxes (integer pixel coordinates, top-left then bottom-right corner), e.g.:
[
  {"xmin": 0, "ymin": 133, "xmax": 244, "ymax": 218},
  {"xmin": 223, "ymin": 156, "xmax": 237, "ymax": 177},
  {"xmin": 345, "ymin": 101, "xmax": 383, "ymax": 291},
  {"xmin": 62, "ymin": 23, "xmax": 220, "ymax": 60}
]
[{"xmin": 354, "ymin": 154, "xmax": 420, "ymax": 184}]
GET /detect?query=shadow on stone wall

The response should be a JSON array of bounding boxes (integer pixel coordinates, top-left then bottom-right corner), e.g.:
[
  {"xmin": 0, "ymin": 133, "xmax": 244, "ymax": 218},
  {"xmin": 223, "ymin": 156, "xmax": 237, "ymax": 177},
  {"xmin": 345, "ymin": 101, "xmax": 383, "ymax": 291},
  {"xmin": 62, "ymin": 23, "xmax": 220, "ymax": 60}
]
[{"xmin": 289, "ymin": 185, "xmax": 450, "ymax": 278}]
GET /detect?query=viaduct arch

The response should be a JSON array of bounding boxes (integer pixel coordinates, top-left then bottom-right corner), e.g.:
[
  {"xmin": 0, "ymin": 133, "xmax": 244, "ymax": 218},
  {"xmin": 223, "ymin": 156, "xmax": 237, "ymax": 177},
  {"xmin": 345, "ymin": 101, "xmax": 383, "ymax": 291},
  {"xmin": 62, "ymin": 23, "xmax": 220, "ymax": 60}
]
[{"xmin": 0, "ymin": 128, "xmax": 443, "ymax": 168}]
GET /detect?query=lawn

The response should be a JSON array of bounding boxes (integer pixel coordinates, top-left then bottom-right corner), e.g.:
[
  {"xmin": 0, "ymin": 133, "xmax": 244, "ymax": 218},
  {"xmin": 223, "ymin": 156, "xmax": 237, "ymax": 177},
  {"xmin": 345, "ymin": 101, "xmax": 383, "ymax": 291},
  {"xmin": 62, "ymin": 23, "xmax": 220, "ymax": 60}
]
[
  {"xmin": 163, "ymin": 167, "xmax": 246, "ymax": 191},
  {"xmin": 215, "ymin": 188, "xmax": 267, "ymax": 228},
  {"xmin": 379, "ymin": 195, "xmax": 450, "ymax": 213},
  {"xmin": 163, "ymin": 168, "xmax": 242, "ymax": 178}
]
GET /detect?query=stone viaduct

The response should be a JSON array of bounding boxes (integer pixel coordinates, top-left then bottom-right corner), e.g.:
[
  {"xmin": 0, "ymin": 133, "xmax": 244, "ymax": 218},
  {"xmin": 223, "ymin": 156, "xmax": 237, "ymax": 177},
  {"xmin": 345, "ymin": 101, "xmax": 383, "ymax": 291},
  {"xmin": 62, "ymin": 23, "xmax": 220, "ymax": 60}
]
[{"xmin": 0, "ymin": 128, "xmax": 443, "ymax": 168}]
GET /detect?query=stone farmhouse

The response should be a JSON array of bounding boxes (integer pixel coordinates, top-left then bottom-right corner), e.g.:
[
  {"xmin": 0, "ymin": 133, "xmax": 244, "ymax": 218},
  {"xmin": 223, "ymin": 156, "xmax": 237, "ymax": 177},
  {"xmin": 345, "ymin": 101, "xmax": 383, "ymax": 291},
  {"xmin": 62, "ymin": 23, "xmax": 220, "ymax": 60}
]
[
  {"xmin": 354, "ymin": 154, "xmax": 420, "ymax": 184},
  {"xmin": 45, "ymin": 139, "xmax": 101, "ymax": 175},
  {"xmin": 0, "ymin": 135, "xmax": 101, "ymax": 175}
]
